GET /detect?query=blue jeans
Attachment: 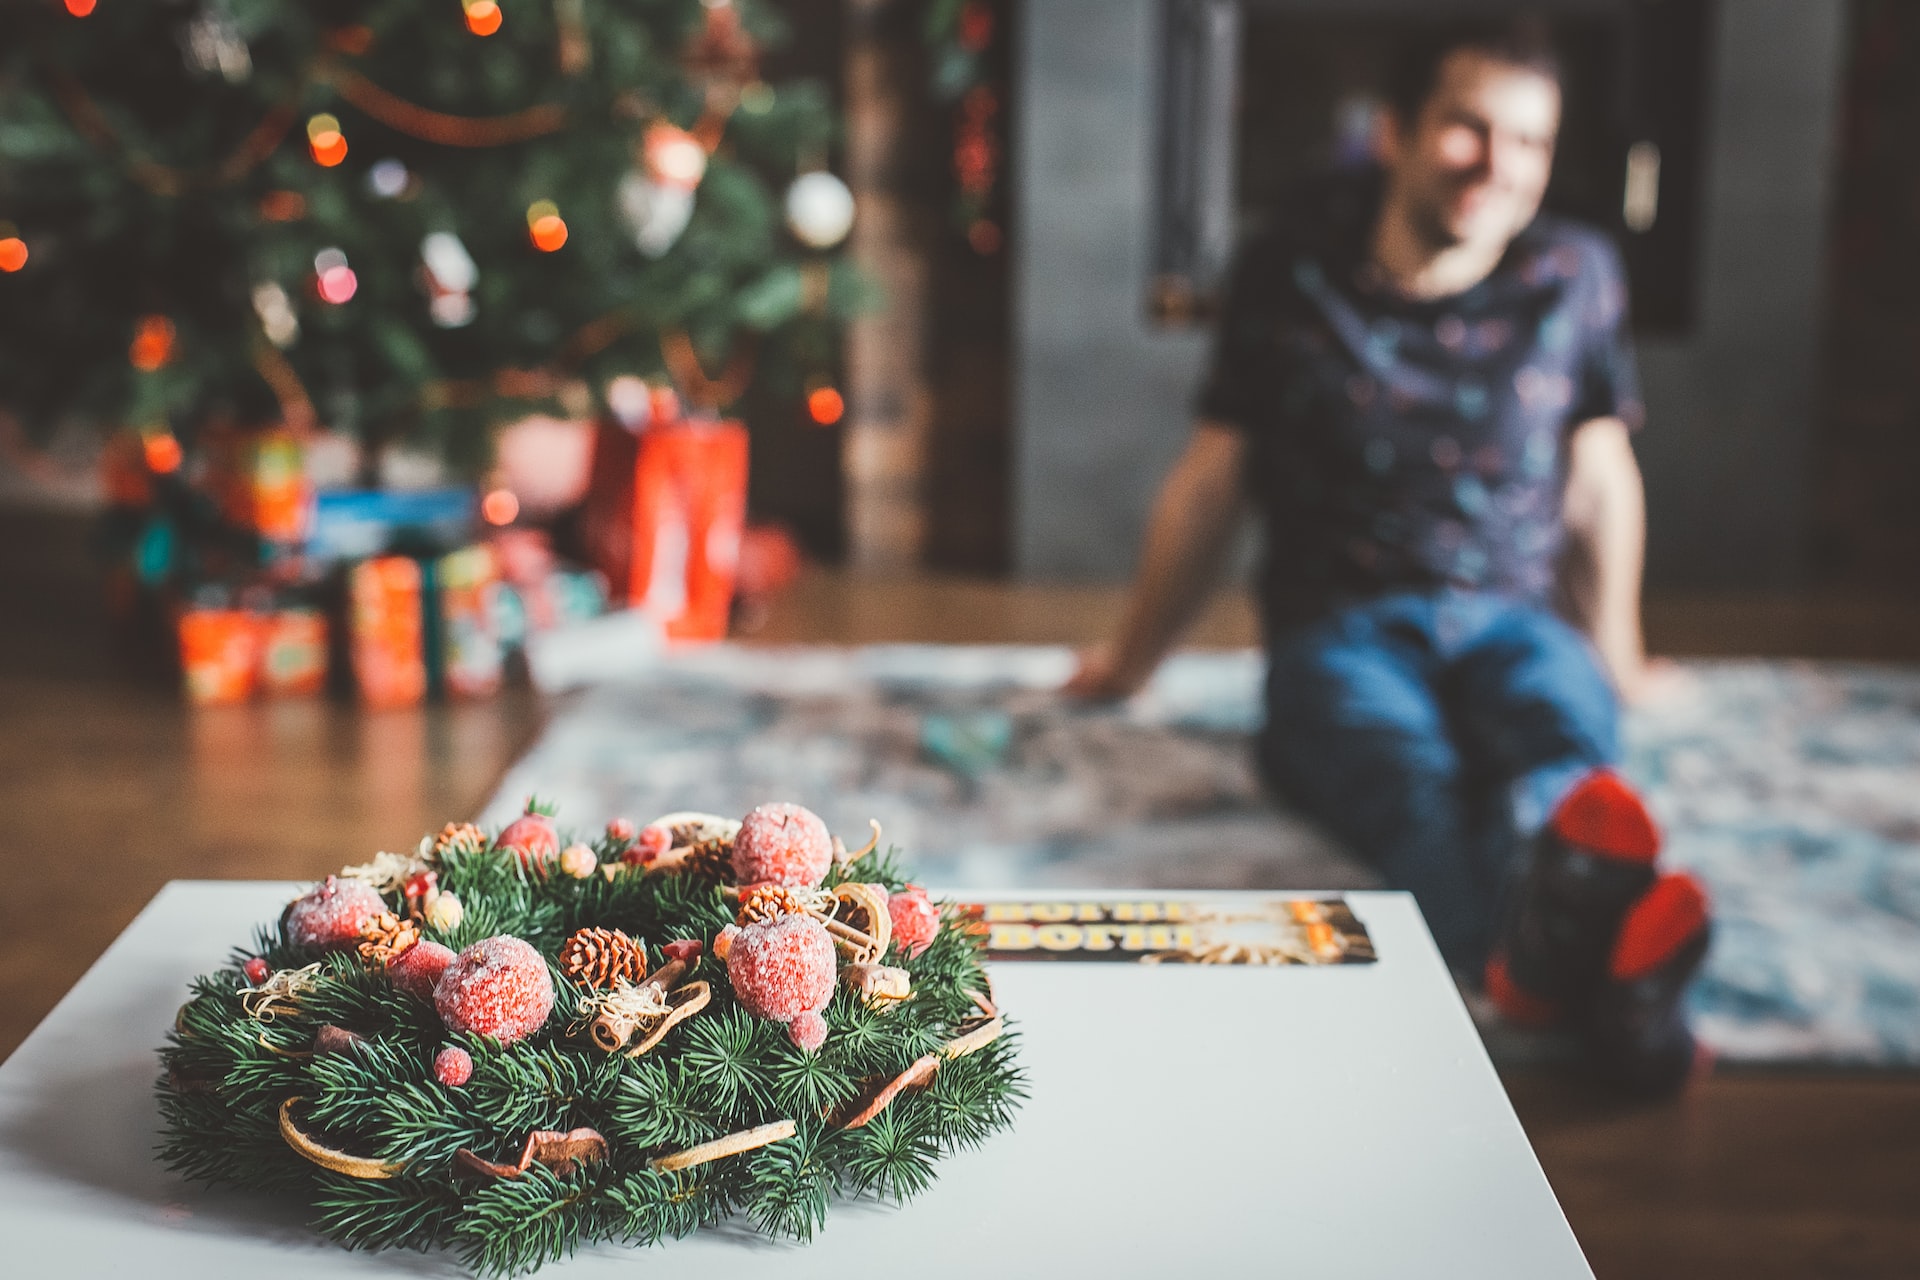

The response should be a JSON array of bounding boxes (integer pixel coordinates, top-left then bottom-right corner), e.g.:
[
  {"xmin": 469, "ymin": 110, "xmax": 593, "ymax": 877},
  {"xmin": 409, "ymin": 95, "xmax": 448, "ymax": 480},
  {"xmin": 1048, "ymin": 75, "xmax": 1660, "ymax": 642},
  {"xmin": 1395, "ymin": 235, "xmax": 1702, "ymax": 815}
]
[{"xmin": 1259, "ymin": 591, "xmax": 1620, "ymax": 972}]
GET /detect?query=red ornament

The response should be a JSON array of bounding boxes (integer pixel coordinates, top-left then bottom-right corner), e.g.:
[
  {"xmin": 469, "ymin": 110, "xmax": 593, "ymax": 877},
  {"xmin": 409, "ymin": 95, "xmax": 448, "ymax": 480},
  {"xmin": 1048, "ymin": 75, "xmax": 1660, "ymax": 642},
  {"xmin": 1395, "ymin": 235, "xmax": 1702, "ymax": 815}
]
[
  {"xmin": 434, "ymin": 1045, "xmax": 474, "ymax": 1087},
  {"xmin": 496, "ymin": 799, "xmax": 560, "ymax": 868},
  {"xmin": 389, "ymin": 938, "xmax": 458, "ymax": 1001},
  {"xmin": 888, "ymin": 885, "xmax": 940, "ymax": 959},
  {"xmin": 661, "ymin": 939, "xmax": 703, "ymax": 964},
  {"xmin": 725, "ymin": 912, "xmax": 835, "ymax": 1052},
  {"xmin": 434, "ymin": 936, "xmax": 556, "ymax": 1043},
  {"xmin": 243, "ymin": 956, "xmax": 271, "ymax": 985},
  {"xmin": 731, "ymin": 802, "xmax": 833, "ymax": 887},
  {"xmin": 284, "ymin": 876, "xmax": 387, "ymax": 950}
]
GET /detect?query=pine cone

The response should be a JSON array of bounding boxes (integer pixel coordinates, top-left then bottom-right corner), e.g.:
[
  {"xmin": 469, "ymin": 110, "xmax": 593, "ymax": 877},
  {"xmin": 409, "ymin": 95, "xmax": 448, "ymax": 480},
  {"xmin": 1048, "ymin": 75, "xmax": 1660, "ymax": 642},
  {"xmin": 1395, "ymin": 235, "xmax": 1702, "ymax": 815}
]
[
  {"xmin": 680, "ymin": 836, "xmax": 733, "ymax": 881},
  {"xmin": 432, "ymin": 822, "xmax": 489, "ymax": 859},
  {"xmin": 357, "ymin": 911, "xmax": 421, "ymax": 970},
  {"xmin": 737, "ymin": 884, "xmax": 811, "ymax": 926},
  {"xmin": 559, "ymin": 927, "xmax": 648, "ymax": 989}
]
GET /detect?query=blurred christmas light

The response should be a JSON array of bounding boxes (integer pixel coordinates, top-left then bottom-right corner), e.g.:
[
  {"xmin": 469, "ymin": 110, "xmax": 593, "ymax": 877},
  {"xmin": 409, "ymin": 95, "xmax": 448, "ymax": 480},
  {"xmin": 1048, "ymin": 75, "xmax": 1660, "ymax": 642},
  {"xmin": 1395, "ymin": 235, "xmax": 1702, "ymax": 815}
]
[
  {"xmin": 366, "ymin": 159, "xmax": 409, "ymax": 199},
  {"xmin": 251, "ymin": 282, "xmax": 300, "ymax": 348},
  {"xmin": 0, "ymin": 237, "xmax": 26, "ymax": 273},
  {"xmin": 644, "ymin": 124, "xmax": 708, "ymax": 190},
  {"xmin": 143, "ymin": 431, "xmax": 183, "ymax": 475},
  {"xmin": 527, "ymin": 199, "xmax": 568, "ymax": 251},
  {"xmin": 258, "ymin": 190, "xmax": 306, "ymax": 222},
  {"xmin": 314, "ymin": 248, "xmax": 357, "ymax": 304},
  {"xmin": 806, "ymin": 386, "xmax": 844, "ymax": 426},
  {"xmin": 739, "ymin": 82, "xmax": 776, "ymax": 115},
  {"xmin": 785, "ymin": 172, "xmax": 855, "ymax": 250},
  {"xmin": 464, "ymin": 1, "xmax": 503, "ymax": 36},
  {"xmin": 129, "ymin": 316, "xmax": 176, "ymax": 372},
  {"xmin": 967, "ymin": 220, "xmax": 1002, "ymax": 255},
  {"xmin": 481, "ymin": 488, "xmax": 520, "ymax": 526},
  {"xmin": 65, "ymin": 0, "xmax": 97, "ymax": 16},
  {"xmin": 307, "ymin": 113, "xmax": 348, "ymax": 167}
]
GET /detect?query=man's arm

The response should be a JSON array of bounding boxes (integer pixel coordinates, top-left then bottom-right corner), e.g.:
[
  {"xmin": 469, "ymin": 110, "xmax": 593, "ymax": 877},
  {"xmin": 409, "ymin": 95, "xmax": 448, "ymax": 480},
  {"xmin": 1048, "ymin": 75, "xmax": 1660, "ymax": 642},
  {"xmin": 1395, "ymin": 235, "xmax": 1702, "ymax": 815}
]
[
  {"xmin": 1560, "ymin": 416, "xmax": 1657, "ymax": 701},
  {"xmin": 1064, "ymin": 422, "xmax": 1248, "ymax": 699}
]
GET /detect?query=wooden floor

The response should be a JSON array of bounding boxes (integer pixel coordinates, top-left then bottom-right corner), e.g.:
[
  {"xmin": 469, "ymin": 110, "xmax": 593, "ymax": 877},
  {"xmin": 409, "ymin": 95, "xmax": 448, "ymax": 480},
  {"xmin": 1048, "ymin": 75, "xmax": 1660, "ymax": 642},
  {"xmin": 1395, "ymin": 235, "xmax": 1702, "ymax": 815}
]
[{"xmin": 4, "ymin": 508, "xmax": 1918, "ymax": 1278}]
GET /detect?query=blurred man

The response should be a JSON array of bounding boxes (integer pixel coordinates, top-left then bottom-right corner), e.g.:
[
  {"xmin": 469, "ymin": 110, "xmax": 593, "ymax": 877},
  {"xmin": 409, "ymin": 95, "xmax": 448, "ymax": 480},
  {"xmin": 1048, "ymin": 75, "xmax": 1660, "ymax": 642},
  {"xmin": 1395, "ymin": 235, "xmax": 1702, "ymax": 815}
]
[{"xmin": 1070, "ymin": 20, "xmax": 1710, "ymax": 1094}]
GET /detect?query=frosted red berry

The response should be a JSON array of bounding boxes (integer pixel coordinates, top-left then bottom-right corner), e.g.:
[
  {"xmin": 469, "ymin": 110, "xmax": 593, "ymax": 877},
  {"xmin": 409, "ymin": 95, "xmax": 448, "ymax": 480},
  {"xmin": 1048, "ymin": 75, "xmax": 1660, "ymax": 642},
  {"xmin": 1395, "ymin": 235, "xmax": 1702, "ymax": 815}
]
[
  {"xmin": 243, "ymin": 955, "xmax": 270, "ymax": 985},
  {"xmin": 788, "ymin": 1008, "xmax": 828, "ymax": 1053},
  {"xmin": 496, "ymin": 801, "xmax": 560, "ymax": 868},
  {"xmin": 285, "ymin": 876, "xmax": 388, "ymax": 950},
  {"xmin": 434, "ymin": 935, "xmax": 556, "ymax": 1043},
  {"xmin": 625, "ymin": 823, "xmax": 672, "ymax": 866},
  {"xmin": 388, "ymin": 938, "xmax": 458, "ymax": 1001},
  {"xmin": 726, "ymin": 912, "xmax": 836, "ymax": 1032},
  {"xmin": 605, "ymin": 817, "xmax": 637, "ymax": 844},
  {"xmin": 434, "ymin": 1046, "xmax": 473, "ymax": 1088},
  {"xmin": 731, "ymin": 802, "xmax": 833, "ymax": 887},
  {"xmin": 403, "ymin": 870, "xmax": 438, "ymax": 902},
  {"xmin": 889, "ymin": 885, "xmax": 940, "ymax": 959}
]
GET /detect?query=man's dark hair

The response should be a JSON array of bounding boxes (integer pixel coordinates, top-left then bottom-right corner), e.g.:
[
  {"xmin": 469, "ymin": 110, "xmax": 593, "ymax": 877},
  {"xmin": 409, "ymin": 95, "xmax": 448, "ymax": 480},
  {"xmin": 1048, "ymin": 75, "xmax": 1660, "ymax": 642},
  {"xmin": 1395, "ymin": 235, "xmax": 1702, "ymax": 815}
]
[{"xmin": 1384, "ymin": 16, "xmax": 1563, "ymax": 124}]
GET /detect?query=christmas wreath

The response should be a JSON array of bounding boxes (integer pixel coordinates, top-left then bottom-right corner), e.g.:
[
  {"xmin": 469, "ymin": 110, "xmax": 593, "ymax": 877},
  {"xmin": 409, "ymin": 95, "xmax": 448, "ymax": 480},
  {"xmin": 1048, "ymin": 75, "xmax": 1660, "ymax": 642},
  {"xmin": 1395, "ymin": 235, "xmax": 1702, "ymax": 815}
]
[{"xmin": 157, "ymin": 800, "xmax": 1022, "ymax": 1277}]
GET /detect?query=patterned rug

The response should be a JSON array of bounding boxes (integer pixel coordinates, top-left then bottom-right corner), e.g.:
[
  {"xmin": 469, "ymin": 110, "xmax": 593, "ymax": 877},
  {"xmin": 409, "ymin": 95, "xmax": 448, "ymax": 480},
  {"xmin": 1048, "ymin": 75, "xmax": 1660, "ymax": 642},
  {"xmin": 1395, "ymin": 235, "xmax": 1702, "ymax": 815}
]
[{"xmin": 486, "ymin": 647, "xmax": 1920, "ymax": 1066}]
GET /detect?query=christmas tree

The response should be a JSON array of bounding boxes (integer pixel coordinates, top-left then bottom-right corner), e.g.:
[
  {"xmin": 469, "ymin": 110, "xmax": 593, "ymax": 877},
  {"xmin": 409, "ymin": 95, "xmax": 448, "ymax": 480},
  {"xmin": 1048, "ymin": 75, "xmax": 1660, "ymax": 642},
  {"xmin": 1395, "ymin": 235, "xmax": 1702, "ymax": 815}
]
[{"xmin": 0, "ymin": 0, "xmax": 863, "ymax": 473}]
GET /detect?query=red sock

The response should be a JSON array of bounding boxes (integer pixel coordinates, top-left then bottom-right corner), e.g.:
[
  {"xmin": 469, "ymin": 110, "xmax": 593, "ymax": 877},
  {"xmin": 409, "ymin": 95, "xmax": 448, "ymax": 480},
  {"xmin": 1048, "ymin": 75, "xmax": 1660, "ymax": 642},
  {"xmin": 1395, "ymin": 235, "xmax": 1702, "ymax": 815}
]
[
  {"xmin": 1609, "ymin": 873, "xmax": 1710, "ymax": 983},
  {"xmin": 1551, "ymin": 769, "xmax": 1660, "ymax": 863}
]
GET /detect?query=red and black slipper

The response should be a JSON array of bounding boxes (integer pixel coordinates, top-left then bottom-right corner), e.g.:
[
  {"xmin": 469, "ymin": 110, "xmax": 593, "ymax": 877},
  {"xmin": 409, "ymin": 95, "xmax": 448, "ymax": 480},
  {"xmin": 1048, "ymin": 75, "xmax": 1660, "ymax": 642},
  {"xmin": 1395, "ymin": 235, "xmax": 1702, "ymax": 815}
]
[
  {"xmin": 1587, "ymin": 872, "xmax": 1714, "ymax": 1097},
  {"xmin": 1485, "ymin": 768, "xmax": 1662, "ymax": 1027}
]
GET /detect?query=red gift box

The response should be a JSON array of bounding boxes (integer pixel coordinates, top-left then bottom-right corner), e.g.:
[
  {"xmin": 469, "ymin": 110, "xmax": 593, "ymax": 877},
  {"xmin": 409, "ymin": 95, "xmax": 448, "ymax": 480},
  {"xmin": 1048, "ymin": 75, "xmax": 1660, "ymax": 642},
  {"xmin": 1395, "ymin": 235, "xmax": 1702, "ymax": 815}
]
[
  {"xmin": 349, "ymin": 556, "xmax": 427, "ymax": 709},
  {"xmin": 583, "ymin": 417, "xmax": 748, "ymax": 644}
]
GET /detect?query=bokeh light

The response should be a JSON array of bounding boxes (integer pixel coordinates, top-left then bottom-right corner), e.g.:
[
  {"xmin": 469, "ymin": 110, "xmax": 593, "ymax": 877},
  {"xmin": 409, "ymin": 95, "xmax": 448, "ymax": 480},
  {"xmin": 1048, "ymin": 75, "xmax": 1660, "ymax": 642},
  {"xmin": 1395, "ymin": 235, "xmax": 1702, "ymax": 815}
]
[
  {"xmin": 64, "ymin": 0, "xmax": 96, "ymax": 16},
  {"xmin": 307, "ymin": 114, "xmax": 348, "ymax": 167},
  {"xmin": 0, "ymin": 237, "xmax": 26, "ymax": 273},
  {"xmin": 806, "ymin": 386, "xmax": 845, "ymax": 426},
  {"xmin": 317, "ymin": 266, "xmax": 358, "ymax": 304},
  {"xmin": 129, "ymin": 316, "xmax": 176, "ymax": 372},
  {"xmin": 143, "ymin": 432, "xmax": 183, "ymax": 474},
  {"xmin": 526, "ymin": 200, "xmax": 568, "ymax": 251},
  {"xmin": 481, "ymin": 488, "xmax": 520, "ymax": 526},
  {"xmin": 465, "ymin": 1, "xmax": 503, "ymax": 36}
]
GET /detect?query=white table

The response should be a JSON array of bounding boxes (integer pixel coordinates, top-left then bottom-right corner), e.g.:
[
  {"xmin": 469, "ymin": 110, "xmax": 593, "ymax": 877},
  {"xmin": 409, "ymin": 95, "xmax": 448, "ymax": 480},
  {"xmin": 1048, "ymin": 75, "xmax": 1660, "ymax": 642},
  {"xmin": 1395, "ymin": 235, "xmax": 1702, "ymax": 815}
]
[{"xmin": 0, "ymin": 883, "xmax": 1592, "ymax": 1278}]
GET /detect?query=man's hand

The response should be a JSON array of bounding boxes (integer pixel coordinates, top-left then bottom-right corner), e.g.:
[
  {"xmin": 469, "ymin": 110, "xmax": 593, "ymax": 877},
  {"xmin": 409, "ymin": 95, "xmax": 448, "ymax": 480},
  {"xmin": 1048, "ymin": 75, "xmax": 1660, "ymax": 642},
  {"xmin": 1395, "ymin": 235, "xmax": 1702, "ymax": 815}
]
[
  {"xmin": 1062, "ymin": 646, "xmax": 1153, "ymax": 702},
  {"xmin": 1056, "ymin": 423, "xmax": 1247, "ymax": 704}
]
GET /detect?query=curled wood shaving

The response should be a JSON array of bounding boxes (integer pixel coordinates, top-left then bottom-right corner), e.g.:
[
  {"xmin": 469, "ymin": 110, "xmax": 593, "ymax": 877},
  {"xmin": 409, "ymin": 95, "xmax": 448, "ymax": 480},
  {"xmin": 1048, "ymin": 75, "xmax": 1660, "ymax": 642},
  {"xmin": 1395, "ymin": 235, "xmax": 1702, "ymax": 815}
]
[
  {"xmin": 647, "ymin": 1119, "xmax": 797, "ymax": 1173},
  {"xmin": 456, "ymin": 1128, "xmax": 609, "ymax": 1179},
  {"xmin": 939, "ymin": 1015, "xmax": 1004, "ymax": 1060},
  {"xmin": 831, "ymin": 1054, "xmax": 940, "ymax": 1130},
  {"xmin": 278, "ymin": 1097, "xmax": 406, "ymax": 1180},
  {"xmin": 240, "ymin": 963, "xmax": 323, "ymax": 1022}
]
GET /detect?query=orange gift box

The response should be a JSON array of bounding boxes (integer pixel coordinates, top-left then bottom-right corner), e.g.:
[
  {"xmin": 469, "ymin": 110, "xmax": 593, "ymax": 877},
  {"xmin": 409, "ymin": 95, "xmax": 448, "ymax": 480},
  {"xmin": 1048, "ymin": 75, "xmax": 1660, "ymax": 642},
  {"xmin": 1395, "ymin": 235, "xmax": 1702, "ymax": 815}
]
[
  {"xmin": 258, "ymin": 608, "xmax": 329, "ymax": 697},
  {"xmin": 583, "ymin": 418, "xmax": 748, "ymax": 644},
  {"xmin": 438, "ymin": 544, "xmax": 504, "ymax": 699},
  {"xmin": 349, "ymin": 556, "xmax": 427, "ymax": 709},
  {"xmin": 178, "ymin": 608, "xmax": 260, "ymax": 705}
]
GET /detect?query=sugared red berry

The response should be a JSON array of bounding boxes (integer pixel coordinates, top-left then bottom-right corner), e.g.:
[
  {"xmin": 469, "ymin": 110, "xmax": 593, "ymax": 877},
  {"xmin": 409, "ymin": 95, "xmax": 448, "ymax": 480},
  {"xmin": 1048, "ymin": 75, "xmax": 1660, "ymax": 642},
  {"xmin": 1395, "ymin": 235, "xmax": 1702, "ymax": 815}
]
[
  {"xmin": 242, "ymin": 955, "xmax": 271, "ymax": 985},
  {"xmin": 732, "ymin": 803, "xmax": 833, "ymax": 887},
  {"xmin": 726, "ymin": 912, "xmax": 835, "ymax": 1034},
  {"xmin": 434, "ymin": 1046, "xmax": 473, "ymax": 1088},
  {"xmin": 285, "ymin": 877, "xmax": 388, "ymax": 950},
  {"xmin": 787, "ymin": 1008, "xmax": 828, "ymax": 1053},
  {"xmin": 388, "ymin": 938, "xmax": 457, "ymax": 1001},
  {"xmin": 496, "ymin": 801, "xmax": 559, "ymax": 867},
  {"xmin": 605, "ymin": 817, "xmax": 637, "ymax": 844},
  {"xmin": 889, "ymin": 885, "xmax": 941, "ymax": 958},
  {"xmin": 434, "ymin": 935, "xmax": 555, "ymax": 1043}
]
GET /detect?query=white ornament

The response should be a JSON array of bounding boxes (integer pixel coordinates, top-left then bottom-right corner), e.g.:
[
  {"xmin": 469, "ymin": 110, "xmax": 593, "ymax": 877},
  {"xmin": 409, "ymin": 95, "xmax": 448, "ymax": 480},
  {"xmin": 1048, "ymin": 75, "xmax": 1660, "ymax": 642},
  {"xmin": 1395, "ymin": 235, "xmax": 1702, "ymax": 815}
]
[
  {"xmin": 784, "ymin": 171, "xmax": 855, "ymax": 250},
  {"xmin": 617, "ymin": 171, "xmax": 695, "ymax": 258},
  {"xmin": 606, "ymin": 375, "xmax": 653, "ymax": 430}
]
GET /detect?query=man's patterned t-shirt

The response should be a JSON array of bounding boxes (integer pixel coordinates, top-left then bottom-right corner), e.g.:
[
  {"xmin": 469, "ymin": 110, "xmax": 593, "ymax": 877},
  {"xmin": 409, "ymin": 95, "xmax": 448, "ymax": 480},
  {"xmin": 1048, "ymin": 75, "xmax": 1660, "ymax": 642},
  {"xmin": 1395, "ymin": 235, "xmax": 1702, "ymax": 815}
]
[{"xmin": 1197, "ymin": 175, "xmax": 1643, "ymax": 633}]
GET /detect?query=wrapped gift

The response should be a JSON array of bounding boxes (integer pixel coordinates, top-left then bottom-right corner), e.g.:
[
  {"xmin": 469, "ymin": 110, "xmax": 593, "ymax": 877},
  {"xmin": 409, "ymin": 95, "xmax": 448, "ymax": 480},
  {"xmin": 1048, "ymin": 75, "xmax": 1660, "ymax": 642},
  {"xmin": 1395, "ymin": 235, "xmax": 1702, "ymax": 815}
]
[
  {"xmin": 435, "ymin": 545, "xmax": 503, "ymax": 699},
  {"xmin": 257, "ymin": 608, "xmax": 328, "ymax": 697},
  {"xmin": 177, "ymin": 607, "xmax": 260, "ymax": 705},
  {"xmin": 204, "ymin": 425, "xmax": 312, "ymax": 543},
  {"xmin": 582, "ymin": 417, "xmax": 748, "ymax": 644},
  {"xmin": 348, "ymin": 556, "xmax": 426, "ymax": 709}
]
